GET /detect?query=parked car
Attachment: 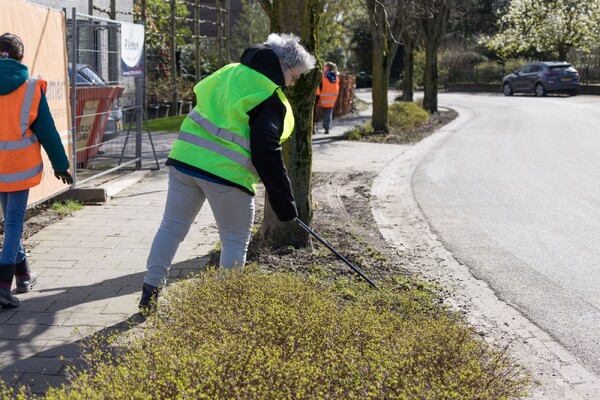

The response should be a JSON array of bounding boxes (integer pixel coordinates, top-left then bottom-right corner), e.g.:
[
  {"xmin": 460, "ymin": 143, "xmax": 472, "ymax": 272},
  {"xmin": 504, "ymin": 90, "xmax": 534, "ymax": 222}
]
[
  {"xmin": 356, "ymin": 71, "xmax": 373, "ymax": 88},
  {"xmin": 68, "ymin": 64, "xmax": 123, "ymax": 142},
  {"xmin": 502, "ymin": 61, "xmax": 580, "ymax": 97}
]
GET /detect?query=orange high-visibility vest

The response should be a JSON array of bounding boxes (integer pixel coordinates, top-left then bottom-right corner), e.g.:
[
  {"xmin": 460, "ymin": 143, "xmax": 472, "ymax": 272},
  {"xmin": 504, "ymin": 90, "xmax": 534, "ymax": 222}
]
[
  {"xmin": 0, "ymin": 78, "xmax": 45, "ymax": 191},
  {"xmin": 316, "ymin": 76, "xmax": 339, "ymax": 109}
]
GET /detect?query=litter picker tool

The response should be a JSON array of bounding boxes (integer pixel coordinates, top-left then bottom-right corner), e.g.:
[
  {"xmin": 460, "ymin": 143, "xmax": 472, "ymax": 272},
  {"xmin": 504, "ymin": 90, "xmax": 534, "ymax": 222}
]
[{"xmin": 295, "ymin": 218, "xmax": 379, "ymax": 289}]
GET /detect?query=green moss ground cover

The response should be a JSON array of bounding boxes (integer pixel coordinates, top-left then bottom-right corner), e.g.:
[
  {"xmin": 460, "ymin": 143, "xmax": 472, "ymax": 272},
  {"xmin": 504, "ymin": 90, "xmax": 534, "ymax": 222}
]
[{"xmin": 0, "ymin": 269, "xmax": 530, "ymax": 399}]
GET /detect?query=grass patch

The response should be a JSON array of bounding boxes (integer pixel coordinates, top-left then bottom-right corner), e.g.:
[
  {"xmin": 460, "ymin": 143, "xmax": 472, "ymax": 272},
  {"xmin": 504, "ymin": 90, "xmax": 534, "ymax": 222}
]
[
  {"xmin": 33, "ymin": 269, "xmax": 528, "ymax": 399},
  {"xmin": 50, "ymin": 199, "xmax": 83, "ymax": 215},
  {"xmin": 145, "ymin": 115, "xmax": 187, "ymax": 133},
  {"xmin": 344, "ymin": 101, "xmax": 456, "ymax": 144}
]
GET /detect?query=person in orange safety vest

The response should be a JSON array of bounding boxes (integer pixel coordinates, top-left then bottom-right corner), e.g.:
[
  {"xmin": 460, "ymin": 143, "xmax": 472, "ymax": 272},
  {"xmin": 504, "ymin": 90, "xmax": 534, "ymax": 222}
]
[
  {"xmin": 0, "ymin": 33, "xmax": 73, "ymax": 308},
  {"xmin": 315, "ymin": 62, "xmax": 340, "ymax": 134}
]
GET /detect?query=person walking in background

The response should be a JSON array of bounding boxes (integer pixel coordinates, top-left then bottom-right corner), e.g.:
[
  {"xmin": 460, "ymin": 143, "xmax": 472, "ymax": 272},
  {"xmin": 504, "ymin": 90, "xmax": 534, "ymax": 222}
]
[
  {"xmin": 139, "ymin": 33, "xmax": 316, "ymax": 313},
  {"xmin": 316, "ymin": 62, "xmax": 340, "ymax": 134},
  {"xmin": 0, "ymin": 33, "xmax": 73, "ymax": 308}
]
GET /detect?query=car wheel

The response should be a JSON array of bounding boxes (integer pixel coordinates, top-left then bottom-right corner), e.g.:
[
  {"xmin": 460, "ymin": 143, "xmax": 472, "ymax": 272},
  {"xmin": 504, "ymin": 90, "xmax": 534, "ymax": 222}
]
[
  {"xmin": 535, "ymin": 83, "xmax": 546, "ymax": 97},
  {"xmin": 503, "ymin": 82, "xmax": 513, "ymax": 96}
]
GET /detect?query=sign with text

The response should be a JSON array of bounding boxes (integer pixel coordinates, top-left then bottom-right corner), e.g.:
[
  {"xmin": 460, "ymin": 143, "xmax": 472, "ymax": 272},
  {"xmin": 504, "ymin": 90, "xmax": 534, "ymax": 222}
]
[{"xmin": 121, "ymin": 22, "xmax": 144, "ymax": 77}]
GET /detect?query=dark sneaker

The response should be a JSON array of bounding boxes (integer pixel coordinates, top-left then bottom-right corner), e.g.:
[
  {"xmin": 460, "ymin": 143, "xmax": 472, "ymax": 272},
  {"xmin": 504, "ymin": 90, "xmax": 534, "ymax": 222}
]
[
  {"xmin": 138, "ymin": 283, "xmax": 161, "ymax": 314},
  {"xmin": 0, "ymin": 285, "xmax": 19, "ymax": 308},
  {"xmin": 15, "ymin": 271, "xmax": 38, "ymax": 293},
  {"xmin": 324, "ymin": 129, "xmax": 329, "ymax": 134}
]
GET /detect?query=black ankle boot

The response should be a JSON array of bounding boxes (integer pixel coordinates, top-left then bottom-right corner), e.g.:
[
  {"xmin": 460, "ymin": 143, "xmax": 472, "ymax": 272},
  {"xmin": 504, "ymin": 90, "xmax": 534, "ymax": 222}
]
[
  {"xmin": 15, "ymin": 258, "xmax": 37, "ymax": 293},
  {"xmin": 0, "ymin": 265, "xmax": 19, "ymax": 308},
  {"xmin": 139, "ymin": 283, "xmax": 161, "ymax": 314}
]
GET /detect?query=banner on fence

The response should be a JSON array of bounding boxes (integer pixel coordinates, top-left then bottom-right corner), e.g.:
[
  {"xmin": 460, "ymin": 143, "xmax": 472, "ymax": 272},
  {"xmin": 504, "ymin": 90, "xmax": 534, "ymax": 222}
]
[
  {"xmin": 0, "ymin": 0, "xmax": 72, "ymax": 205},
  {"xmin": 121, "ymin": 22, "xmax": 144, "ymax": 77}
]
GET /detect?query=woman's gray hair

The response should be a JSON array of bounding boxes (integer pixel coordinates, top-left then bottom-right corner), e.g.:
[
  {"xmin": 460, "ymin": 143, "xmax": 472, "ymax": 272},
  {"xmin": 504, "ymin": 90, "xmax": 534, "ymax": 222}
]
[{"xmin": 264, "ymin": 33, "xmax": 316, "ymax": 73}]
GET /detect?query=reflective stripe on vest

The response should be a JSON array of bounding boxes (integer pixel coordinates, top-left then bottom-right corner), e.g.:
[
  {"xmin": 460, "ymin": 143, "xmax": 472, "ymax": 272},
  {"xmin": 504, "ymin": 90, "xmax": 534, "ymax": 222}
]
[
  {"xmin": 177, "ymin": 130, "xmax": 258, "ymax": 176},
  {"xmin": 318, "ymin": 96, "xmax": 336, "ymax": 106},
  {"xmin": 20, "ymin": 79, "xmax": 38, "ymax": 136},
  {"xmin": 1, "ymin": 79, "xmax": 40, "ymax": 151},
  {"xmin": 0, "ymin": 164, "xmax": 43, "ymax": 183},
  {"xmin": 188, "ymin": 109, "xmax": 251, "ymax": 151}
]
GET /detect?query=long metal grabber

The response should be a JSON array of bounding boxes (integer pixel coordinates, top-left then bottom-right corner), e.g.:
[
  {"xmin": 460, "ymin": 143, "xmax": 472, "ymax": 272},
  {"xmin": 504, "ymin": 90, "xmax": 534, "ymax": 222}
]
[{"xmin": 295, "ymin": 217, "xmax": 380, "ymax": 289}]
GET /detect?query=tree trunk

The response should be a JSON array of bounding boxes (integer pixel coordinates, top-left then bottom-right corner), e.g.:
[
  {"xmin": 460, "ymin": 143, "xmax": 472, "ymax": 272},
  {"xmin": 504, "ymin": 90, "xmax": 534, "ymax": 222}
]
[
  {"xmin": 419, "ymin": 0, "xmax": 452, "ymax": 113},
  {"xmin": 365, "ymin": 0, "xmax": 404, "ymax": 133},
  {"xmin": 170, "ymin": 0, "xmax": 178, "ymax": 116},
  {"xmin": 401, "ymin": 36, "xmax": 415, "ymax": 102},
  {"xmin": 256, "ymin": 0, "xmax": 322, "ymax": 248},
  {"xmin": 557, "ymin": 42, "xmax": 568, "ymax": 61},
  {"xmin": 422, "ymin": 38, "xmax": 438, "ymax": 113},
  {"xmin": 371, "ymin": 42, "xmax": 389, "ymax": 132}
]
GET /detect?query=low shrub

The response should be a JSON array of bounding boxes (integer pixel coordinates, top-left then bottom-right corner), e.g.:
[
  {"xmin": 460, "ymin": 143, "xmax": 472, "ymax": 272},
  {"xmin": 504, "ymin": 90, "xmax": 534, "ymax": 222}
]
[
  {"xmin": 146, "ymin": 76, "xmax": 196, "ymax": 105},
  {"xmin": 475, "ymin": 60, "xmax": 504, "ymax": 83},
  {"xmin": 344, "ymin": 101, "xmax": 431, "ymax": 143},
  {"xmin": 388, "ymin": 101, "xmax": 429, "ymax": 132},
  {"xmin": 440, "ymin": 49, "xmax": 486, "ymax": 84},
  {"xmin": 345, "ymin": 122, "xmax": 375, "ymax": 140},
  {"xmin": 502, "ymin": 58, "xmax": 531, "ymax": 76},
  {"xmin": 37, "ymin": 269, "xmax": 528, "ymax": 399}
]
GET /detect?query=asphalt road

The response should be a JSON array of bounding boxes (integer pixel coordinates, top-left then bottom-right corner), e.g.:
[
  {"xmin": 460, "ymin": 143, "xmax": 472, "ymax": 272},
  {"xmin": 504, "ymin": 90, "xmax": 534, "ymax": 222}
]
[{"xmin": 413, "ymin": 92, "xmax": 600, "ymax": 376}]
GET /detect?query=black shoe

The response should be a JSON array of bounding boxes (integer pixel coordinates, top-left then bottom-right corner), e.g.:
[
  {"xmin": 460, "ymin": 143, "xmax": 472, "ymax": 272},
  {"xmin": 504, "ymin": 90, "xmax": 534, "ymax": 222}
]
[
  {"xmin": 15, "ymin": 272, "xmax": 37, "ymax": 293},
  {"xmin": 0, "ymin": 285, "xmax": 19, "ymax": 308},
  {"xmin": 324, "ymin": 129, "xmax": 329, "ymax": 134},
  {"xmin": 15, "ymin": 258, "xmax": 37, "ymax": 293},
  {"xmin": 139, "ymin": 283, "xmax": 161, "ymax": 314}
]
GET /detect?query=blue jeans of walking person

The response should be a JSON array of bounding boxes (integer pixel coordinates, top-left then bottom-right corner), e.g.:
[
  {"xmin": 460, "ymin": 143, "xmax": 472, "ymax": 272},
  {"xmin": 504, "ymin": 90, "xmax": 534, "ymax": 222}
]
[
  {"xmin": 0, "ymin": 189, "xmax": 29, "ymax": 308},
  {"xmin": 322, "ymin": 107, "xmax": 334, "ymax": 133},
  {"xmin": 0, "ymin": 190, "xmax": 29, "ymax": 266}
]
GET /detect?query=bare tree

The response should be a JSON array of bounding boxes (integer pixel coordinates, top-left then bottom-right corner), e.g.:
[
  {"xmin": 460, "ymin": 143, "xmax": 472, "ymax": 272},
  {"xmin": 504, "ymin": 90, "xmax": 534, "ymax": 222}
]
[
  {"xmin": 256, "ymin": 0, "xmax": 323, "ymax": 248},
  {"xmin": 400, "ymin": 3, "xmax": 422, "ymax": 102},
  {"xmin": 419, "ymin": 0, "xmax": 453, "ymax": 113},
  {"xmin": 365, "ymin": 0, "xmax": 404, "ymax": 133}
]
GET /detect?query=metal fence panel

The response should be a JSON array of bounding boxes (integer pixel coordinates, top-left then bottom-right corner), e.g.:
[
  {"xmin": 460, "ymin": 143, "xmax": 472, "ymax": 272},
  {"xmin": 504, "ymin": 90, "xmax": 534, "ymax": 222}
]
[{"xmin": 66, "ymin": 9, "xmax": 158, "ymax": 186}]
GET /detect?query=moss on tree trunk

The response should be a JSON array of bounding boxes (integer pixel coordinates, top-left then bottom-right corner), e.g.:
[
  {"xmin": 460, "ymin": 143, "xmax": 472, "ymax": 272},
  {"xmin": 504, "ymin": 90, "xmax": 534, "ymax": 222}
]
[{"xmin": 256, "ymin": 0, "xmax": 322, "ymax": 249}]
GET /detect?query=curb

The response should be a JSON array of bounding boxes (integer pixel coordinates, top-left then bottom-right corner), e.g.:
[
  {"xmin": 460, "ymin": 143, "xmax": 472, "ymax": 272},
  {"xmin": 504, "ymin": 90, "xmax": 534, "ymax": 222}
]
[{"xmin": 57, "ymin": 170, "xmax": 153, "ymax": 204}]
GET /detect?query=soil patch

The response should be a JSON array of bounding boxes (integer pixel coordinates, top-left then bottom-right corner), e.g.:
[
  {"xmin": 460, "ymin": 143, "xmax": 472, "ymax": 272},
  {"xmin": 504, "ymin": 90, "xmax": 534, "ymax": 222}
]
[
  {"xmin": 247, "ymin": 171, "xmax": 411, "ymax": 284},
  {"xmin": 0, "ymin": 202, "xmax": 66, "ymax": 248}
]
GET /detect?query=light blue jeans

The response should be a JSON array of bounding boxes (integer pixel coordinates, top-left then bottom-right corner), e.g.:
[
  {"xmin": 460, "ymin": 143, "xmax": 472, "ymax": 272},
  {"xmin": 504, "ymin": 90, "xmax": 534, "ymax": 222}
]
[
  {"xmin": 144, "ymin": 167, "xmax": 255, "ymax": 287},
  {"xmin": 0, "ymin": 189, "xmax": 29, "ymax": 267}
]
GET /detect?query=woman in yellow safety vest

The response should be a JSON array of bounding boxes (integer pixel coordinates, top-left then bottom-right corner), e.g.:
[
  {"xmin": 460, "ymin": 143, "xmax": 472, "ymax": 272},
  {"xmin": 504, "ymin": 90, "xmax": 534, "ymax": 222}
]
[
  {"xmin": 0, "ymin": 33, "xmax": 73, "ymax": 308},
  {"xmin": 139, "ymin": 33, "xmax": 316, "ymax": 313},
  {"xmin": 316, "ymin": 62, "xmax": 340, "ymax": 134}
]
